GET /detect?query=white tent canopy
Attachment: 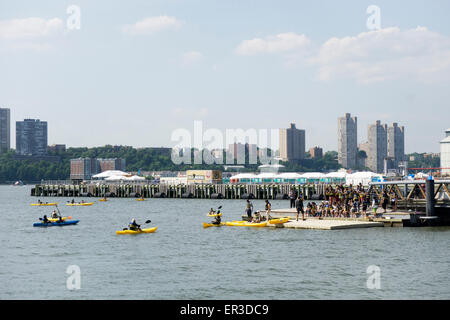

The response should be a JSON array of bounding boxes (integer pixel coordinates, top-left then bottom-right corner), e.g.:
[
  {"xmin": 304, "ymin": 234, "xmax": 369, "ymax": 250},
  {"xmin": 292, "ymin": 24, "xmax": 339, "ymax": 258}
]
[
  {"xmin": 104, "ymin": 175, "xmax": 145, "ymax": 181},
  {"xmin": 93, "ymin": 170, "xmax": 129, "ymax": 179},
  {"xmin": 276, "ymin": 172, "xmax": 303, "ymax": 179},
  {"xmin": 230, "ymin": 173, "xmax": 256, "ymax": 180},
  {"xmin": 325, "ymin": 171, "xmax": 348, "ymax": 178},
  {"xmin": 300, "ymin": 172, "xmax": 326, "ymax": 179},
  {"xmin": 256, "ymin": 173, "xmax": 278, "ymax": 179},
  {"xmin": 346, "ymin": 171, "xmax": 383, "ymax": 185}
]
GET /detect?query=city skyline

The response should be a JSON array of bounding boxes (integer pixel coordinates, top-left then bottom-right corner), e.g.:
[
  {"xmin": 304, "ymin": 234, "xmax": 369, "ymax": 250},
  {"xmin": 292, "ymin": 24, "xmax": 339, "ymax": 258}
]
[
  {"xmin": 1, "ymin": 1, "xmax": 450, "ymax": 153},
  {"xmin": 0, "ymin": 107, "xmax": 443, "ymax": 158}
]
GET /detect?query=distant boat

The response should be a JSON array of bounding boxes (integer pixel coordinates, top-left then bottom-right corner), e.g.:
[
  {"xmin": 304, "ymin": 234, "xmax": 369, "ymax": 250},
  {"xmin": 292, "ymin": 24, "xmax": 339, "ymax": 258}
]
[{"xmin": 13, "ymin": 181, "xmax": 24, "ymax": 186}]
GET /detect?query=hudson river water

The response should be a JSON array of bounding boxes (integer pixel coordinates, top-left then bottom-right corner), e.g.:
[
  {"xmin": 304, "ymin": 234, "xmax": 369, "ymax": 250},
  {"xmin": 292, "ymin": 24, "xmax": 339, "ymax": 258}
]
[{"xmin": 1, "ymin": 186, "xmax": 449, "ymax": 299}]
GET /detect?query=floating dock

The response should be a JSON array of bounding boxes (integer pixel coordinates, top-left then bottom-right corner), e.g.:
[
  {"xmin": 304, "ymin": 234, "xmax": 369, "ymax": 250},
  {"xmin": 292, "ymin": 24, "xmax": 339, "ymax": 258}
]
[
  {"xmin": 260, "ymin": 208, "xmax": 409, "ymax": 228},
  {"xmin": 267, "ymin": 218, "xmax": 384, "ymax": 230}
]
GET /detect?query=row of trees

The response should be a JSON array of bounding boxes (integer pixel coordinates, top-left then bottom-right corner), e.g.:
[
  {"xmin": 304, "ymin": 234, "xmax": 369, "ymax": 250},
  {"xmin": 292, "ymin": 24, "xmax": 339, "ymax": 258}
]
[{"xmin": 0, "ymin": 146, "xmax": 342, "ymax": 183}]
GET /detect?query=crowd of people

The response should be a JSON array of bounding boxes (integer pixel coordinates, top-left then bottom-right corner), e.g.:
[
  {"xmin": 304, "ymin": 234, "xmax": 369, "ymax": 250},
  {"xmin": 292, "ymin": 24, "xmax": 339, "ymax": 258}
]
[
  {"xmin": 238, "ymin": 184, "xmax": 399, "ymax": 223},
  {"xmin": 290, "ymin": 184, "xmax": 398, "ymax": 220}
]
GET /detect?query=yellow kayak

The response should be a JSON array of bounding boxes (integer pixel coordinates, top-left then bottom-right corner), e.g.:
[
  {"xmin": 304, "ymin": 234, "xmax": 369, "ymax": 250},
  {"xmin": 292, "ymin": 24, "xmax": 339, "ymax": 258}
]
[
  {"xmin": 136, "ymin": 198, "xmax": 145, "ymax": 201},
  {"xmin": 66, "ymin": 202, "xmax": 94, "ymax": 206},
  {"xmin": 207, "ymin": 213, "xmax": 222, "ymax": 217},
  {"xmin": 47, "ymin": 216, "xmax": 72, "ymax": 222},
  {"xmin": 98, "ymin": 199, "xmax": 108, "ymax": 202},
  {"xmin": 203, "ymin": 222, "xmax": 226, "ymax": 228},
  {"xmin": 116, "ymin": 227, "xmax": 157, "ymax": 235},
  {"xmin": 225, "ymin": 221, "xmax": 268, "ymax": 227},
  {"xmin": 268, "ymin": 217, "xmax": 290, "ymax": 225},
  {"xmin": 31, "ymin": 203, "xmax": 58, "ymax": 206}
]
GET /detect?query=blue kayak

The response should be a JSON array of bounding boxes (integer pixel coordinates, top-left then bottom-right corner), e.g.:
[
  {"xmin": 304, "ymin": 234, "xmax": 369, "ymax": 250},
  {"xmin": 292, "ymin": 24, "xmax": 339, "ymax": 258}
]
[{"xmin": 33, "ymin": 220, "xmax": 80, "ymax": 227}]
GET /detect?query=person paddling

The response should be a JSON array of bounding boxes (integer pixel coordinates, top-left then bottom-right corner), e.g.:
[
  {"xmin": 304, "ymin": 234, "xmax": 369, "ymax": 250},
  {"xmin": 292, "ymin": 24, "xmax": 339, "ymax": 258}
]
[
  {"xmin": 129, "ymin": 218, "xmax": 142, "ymax": 231},
  {"xmin": 41, "ymin": 215, "xmax": 50, "ymax": 224},
  {"xmin": 51, "ymin": 210, "xmax": 59, "ymax": 219},
  {"xmin": 212, "ymin": 213, "xmax": 222, "ymax": 225}
]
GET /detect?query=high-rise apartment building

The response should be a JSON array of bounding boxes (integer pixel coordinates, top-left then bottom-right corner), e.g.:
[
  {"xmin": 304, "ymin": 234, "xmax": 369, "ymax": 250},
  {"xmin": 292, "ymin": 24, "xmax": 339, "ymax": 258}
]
[
  {"xmin": 309, "ymin": 147, "xmax": 323, "ymax": 158},
  {"xmin": 367, "ymin": 120, "xmax": 388, "ymax": 173},
  {"xmin": 279, "ymin": 123, "xmax": 305, "ymax": 162},
  {"xmin": 387, "ymin": 123, "xmax": 405, "ymax": 168},
  {"xmin": 441, "ymin": 129, "xmax": 450, "ymax": 176},
  {"xmin": 0, "ymin": 108, "xmax": 11, "ymax": 154},
  {"xmin": 16, "ymin": 119, "xmax": 48, "ymax": 156},
  {"xmin": 338, "ymin": 113, "xmax": 358, "ymax": 169},
  {"xmin": 70, "ymin": 157, "xmax": 126, "ymax": 181}
]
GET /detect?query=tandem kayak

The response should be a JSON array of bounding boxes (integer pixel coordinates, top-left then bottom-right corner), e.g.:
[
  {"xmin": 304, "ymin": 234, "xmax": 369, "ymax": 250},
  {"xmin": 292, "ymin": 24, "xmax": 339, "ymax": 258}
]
[
  {"xmin": 116, "ymin": 227, "xmax": 157, "ymax": 235},
  {"xmin": 202, "ymin": 222, "xmax": 226, "ymax": 228},
  {"xmin": 268, "ymin": 217, "xmax": 290, "ymax": 225},
  {"xmin": 30, "ymin": 203, "xmax": 58, "ymax": 206},
  {"xmin": 225, "ymin": 221, "xmax": 268, "ymax": 227},
  {"xmin": 33, "ymin": 220, "xmax": 79, "ymax": 227},
  {"xmin": 66, "ymin": 202, "xmax": 94, "ymax": 206}
]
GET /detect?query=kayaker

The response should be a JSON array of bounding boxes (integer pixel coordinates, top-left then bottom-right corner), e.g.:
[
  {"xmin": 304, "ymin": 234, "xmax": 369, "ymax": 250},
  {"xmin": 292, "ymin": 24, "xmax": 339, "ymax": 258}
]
[
  {"xmin": 212, "ymin": 213, "xmax": 222, "ymax": 225},
  {"xmin": 71, "ymin": 199, "xmax": 75, "ymax": 204},
  {"xmin": 38, "ymin": 199, "xmax": 42, "ymax": 204},
  {"xmin": 208, "ymin": 208, "xmax": 216, "ymax": 215},
  {"xmin": 51, "ymin": 210, "xmax": 59, "ymax": 219},
  {"xmin": 245, "ymin": 199, "xmax": 253, "ymax": 221},
  {"xmin": 129, "ymin": 218, "xmax": 141, "ymax": 231},
  {"xmin": 42, "ymin": 215, "xmax": 50, "ymax": 224}
]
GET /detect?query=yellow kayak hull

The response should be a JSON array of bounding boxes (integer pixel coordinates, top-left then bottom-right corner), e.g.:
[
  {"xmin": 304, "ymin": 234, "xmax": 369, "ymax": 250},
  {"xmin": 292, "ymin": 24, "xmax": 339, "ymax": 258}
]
[
  {"xmin": 98, "ymin": 199, "xmax": 107, "ymax": 202},
  {"xmin": 66, "ymin": 202, "xmax": 94, "ymax": 206},
  {"xmin": 136, "ymin": 199, "xmax": 145, "ymax": 201},
  {"xmin": 47, "ymin": 216, "xmax": 72, "ymax": 222},
  {"xmin": 268, "ymin": 217, "xmax": 290, "ymax": 225},
  {"xmin": 203, "ymin": 222, "xmax": 225, "ymax": 228},
  {"xmin": 225, "ymin": 221, "xmax": 268, "ymax": 227},
  {"xmin": 116, "ymin": 227, "xmax": 157, "ymax": 235},
  {"xmin": 31, "ymin": 203, "xmax": 58, "ymax": 206}
]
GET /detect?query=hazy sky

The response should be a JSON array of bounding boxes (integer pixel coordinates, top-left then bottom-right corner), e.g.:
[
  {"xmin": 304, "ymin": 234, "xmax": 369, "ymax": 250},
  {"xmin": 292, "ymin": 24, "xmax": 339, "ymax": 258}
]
[{"xmin": 1, "ymin": 0, "xmax": 449, "ymax": 153}]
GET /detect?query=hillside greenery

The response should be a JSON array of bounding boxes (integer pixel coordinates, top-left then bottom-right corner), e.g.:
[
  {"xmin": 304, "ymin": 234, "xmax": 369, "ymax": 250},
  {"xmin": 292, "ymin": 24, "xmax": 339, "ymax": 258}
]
[{"xmin": 0, "ymin": 146, "xmax": 342, "ymax": 183}]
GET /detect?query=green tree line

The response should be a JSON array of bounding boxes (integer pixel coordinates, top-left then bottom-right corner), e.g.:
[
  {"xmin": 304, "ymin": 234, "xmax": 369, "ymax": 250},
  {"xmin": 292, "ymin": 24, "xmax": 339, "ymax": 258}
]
[{"xmin": 0, "ymin": 146, "xmax": 341, "ymax": 183}]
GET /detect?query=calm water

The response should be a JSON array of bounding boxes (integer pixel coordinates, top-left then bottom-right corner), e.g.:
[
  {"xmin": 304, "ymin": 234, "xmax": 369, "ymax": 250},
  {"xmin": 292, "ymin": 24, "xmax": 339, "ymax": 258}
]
[{"xmin": 0, "ymin": 185, "xmax": 449, "ymax": 300}]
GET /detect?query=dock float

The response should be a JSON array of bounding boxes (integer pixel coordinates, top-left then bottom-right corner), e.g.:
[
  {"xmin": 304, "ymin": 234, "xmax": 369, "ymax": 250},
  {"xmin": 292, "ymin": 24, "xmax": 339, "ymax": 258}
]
[{"xmin": 267, "ymin": 219, "xmax": 384, "ymax": 230}]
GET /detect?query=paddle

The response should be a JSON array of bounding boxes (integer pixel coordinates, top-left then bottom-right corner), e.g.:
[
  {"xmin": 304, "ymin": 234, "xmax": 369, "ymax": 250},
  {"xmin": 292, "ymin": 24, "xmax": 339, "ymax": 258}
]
[{"xmin": 122, "ymin": 220, "xmax": 151, "ymax": 230}]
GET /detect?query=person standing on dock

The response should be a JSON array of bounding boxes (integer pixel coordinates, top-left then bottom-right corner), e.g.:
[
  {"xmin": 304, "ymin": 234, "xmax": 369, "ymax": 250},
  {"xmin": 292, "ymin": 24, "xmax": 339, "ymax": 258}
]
[
  {"xmin": 295, "ymin": 196, "xmax": 305, "ymax": 221},
  {"xmin": 289, "ymin": 189, "xmax": 297, "ymax": 208},
  {"xmin": 265, "ymin": 200, "xmax": 272, "ymax": 221},
  {"xmin": 245, "ymin": 199, "xmax": 254, "ymax": 221}
]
